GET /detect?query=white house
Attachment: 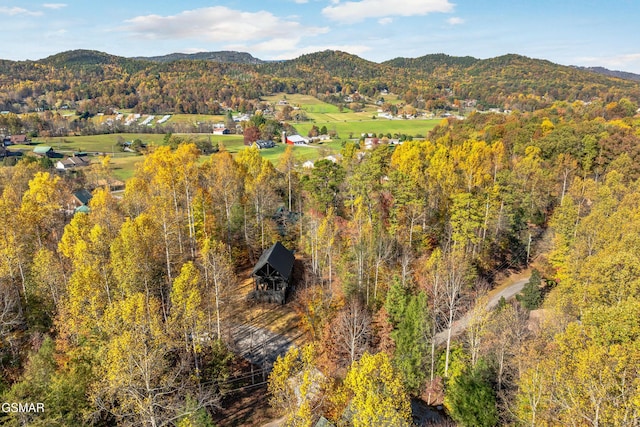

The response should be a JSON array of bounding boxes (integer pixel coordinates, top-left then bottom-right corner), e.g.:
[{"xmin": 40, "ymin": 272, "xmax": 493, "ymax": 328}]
[{"xmin": 56, "ymin": 156, "xmax": 90, "ymax": 170}]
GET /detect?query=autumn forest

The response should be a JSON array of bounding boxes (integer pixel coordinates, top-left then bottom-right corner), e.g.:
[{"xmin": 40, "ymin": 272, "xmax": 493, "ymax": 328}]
[{"xmin": 0, "ymin": 50, "xmax": 640, "ymax": 426}]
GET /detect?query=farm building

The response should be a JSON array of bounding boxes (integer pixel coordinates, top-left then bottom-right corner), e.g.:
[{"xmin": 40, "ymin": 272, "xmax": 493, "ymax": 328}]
[
  {"xmin": 254, "ymin": 140, "xmax": 275, "ymax": 149},
  {"xmin": 33, "ymin": 146, "xmax": 54, "ymax": 157},
  {"xmin": 56, "ymin": 156, "xmax": 90, "ymax": 170},
  {"xmin": 10, "ymin": 135, "xmax": 29, "ymax": 144},
  {"xmin": 285, "ymin": 134, "xmax": 308, "ymax": 145},
  {"xmin": 248, "ymin": 242, "xmax": 294, "ymax": 304}
]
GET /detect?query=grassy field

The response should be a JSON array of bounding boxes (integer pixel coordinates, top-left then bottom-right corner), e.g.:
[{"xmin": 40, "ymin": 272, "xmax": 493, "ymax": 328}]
[
  {"xmin": 256, "ymin": 142, "xmax": 340, "ymax": 164},
  {"xmin": 261, "ymin": 93, "xmax": 350, "ymax": 114},
  {"xmin": 294, "ymin": 118, "xmax": 439, "ymax": 138},
  {"xmin": 109, "ymin": 155, "xmax": 144, "ymax": 180},
  {"xmin": 27, "ymin": 133, "xmax": 167, "ymax": 154},
  {"xmin": 261, "ymin": 93, "xmax": 439, "ymax": 138},
  {"xmin": 216, "ymin": 137, "xmax": 341, "ymax": 164},
  {"xmin": 167, "ymin": 114, "xmax": 227, "ymax": 124}
]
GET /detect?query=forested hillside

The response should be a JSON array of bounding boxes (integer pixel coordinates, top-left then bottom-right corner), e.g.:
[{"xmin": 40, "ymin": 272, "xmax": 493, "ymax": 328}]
[
  {"xmin": 1, "ymin": 49, "xmax": 639, "ymax": 117},
  {"xmin": 1, "ymin": 89, "xmax": 639, "ymax": 425}
]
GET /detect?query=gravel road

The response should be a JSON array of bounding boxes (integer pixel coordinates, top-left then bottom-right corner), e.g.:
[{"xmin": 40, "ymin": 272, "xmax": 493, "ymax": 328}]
[
  {"xmin": 434, "ymin": 276, "xmax": 530, "ymax": 345},
  {"xmin": 230, "ymin": 323, "xmax": 294, "ymax": 369}
]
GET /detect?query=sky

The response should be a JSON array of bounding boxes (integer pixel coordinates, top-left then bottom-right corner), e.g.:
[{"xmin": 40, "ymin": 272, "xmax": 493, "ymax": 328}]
[{"xmin": 2, "ymin": 0, "xmax": 640, "ymax": 73}]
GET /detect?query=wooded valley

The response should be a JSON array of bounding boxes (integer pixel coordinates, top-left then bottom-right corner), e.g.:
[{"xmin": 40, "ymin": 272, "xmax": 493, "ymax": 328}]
[{"xmin": 0, "ymin": 50, "xmax": 639, "ymax": 426}]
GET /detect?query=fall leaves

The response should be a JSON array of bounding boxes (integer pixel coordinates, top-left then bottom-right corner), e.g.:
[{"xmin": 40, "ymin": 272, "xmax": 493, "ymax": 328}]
[
  {"xmin": 512, "ymin": 169, "xmax": 640, "ymax": 425},
  {"xmin": 0, "ymin": 145, "xmax": 272, "ymax": 425},
  {"xmin": 2, "ymin": 98, "xmax": 640, "ymax": 426}
]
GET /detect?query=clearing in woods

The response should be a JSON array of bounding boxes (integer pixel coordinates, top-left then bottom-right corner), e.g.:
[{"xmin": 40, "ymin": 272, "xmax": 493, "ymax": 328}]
[{"xmin": 214, "ymin": 260, "xmax": 305, "ymax": 427}]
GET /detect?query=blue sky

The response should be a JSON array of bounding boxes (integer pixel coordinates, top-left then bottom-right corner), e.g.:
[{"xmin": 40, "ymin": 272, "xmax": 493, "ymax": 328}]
[{"xmin": 3, "ymin": 0, "xmax": 640, "ymax": 73}]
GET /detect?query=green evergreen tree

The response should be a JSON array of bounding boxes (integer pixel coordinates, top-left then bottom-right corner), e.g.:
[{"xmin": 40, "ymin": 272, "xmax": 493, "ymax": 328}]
[
  {"xmin": 518, "ymin": 268, "xmax": 542, "ymax": 310},
  {"xmin": 392, "ymin": 291, "xmax": 428, "ymax": 393},
  {"xmin": 384, "ymin": 280, "xmax": 429, "ymax": 394},
  {"xmin": 445, "ymin": 360, "xmax": 498, "ymax": 427},
  {"xmin": 384, "ymin": 279, "xmax": 407, "ymax": 326}
]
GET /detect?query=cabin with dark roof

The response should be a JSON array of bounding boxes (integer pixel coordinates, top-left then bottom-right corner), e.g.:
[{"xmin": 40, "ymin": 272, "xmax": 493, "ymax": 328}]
[
  {"xmin": 248, "ymin": 242, "xmax": 294, "ymax": 304},
  {"xmin": 65, "ymin": 188, "xmax": 93, "ymax": 215}
]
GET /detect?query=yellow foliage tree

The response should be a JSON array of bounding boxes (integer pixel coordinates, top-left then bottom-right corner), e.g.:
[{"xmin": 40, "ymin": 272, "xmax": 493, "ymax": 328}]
[
  {"xmin": 334, "ymin": 351, "xmax": 411, "ymax": 427},
  {"xmin": 269, "ymin": 344, "xmax": 327, "ymax": 427}
]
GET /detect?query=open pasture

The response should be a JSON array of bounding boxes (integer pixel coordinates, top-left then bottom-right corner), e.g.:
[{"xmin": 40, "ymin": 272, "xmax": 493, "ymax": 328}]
[
  {"xmin": 260, "ymin": 93, "xmax": 439, "ymax": 138},
  {"xmin": 28, "ymin": 133, "xmax": 167, "ymax": 154},
  {"xmin": 167, "ymin": 114, "xmax": 227, "ymax": 124},
  {"xmin": 261, "ymin": 93, "xmax": 347, "ymax": 113},
  {"xmin": 293, "ymin": 118, "xmax": 440, "ymax": 138}
]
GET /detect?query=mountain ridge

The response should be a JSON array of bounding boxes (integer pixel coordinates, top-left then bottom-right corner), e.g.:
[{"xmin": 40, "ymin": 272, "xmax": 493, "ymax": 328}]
[
  {"xmin": 0, "ymin": 48, "xmax": 638, "ymax": 115},
  {"xmin": 132, "ymin": 51, "xmax": 264, "ymax": 64},
  {"xmin": 572, "ymin": 65, "xmax": 640, "ymax": 82},
  {"xmin": 26, "ymin": 49, "xmax": 640, "ymax": 82}
]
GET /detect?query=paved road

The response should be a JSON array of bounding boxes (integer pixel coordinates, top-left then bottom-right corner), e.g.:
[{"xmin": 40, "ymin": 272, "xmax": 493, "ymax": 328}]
[
  {"xmin": 434, "ymin": 276, "xmax": 530, "ymax": 345},
  {"xmin": 487, "ymin": 277, "xmax": 529, "ymax": 310}
]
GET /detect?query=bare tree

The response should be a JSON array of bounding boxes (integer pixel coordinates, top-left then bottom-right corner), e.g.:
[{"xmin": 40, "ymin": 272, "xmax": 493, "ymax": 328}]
[
  {"xmin": 372, "ymin": 234, "xmax": 393, "ymax": 302},
  {"xmin": 200, "ymin": 240, "xmax": 236, "ymax": 341},
  {"xmin": 426, "ymin": 248, "xmax": 469, "ymax": 378},
  {"xmin": 330, "ymin": 298, "xmax": 372, "ymax": 368},
  {"xmin": 484, "ymin": 302, "xmax": 529, "ymax": 391},
  {"xmin": 464, "ymin": 295, "xmax": 491, "ymax": 368},
  {"xmin": 0, "ymin": 281, "xmax": 22, "ymax": 333},
  {"xmin": 0, "ymin": 280, "xmax": 23, "ymax": 363}
]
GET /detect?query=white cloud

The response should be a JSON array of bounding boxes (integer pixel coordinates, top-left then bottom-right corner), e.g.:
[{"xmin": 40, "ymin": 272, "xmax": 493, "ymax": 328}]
[
  {"xmin": 43, "ymin": 3, "xmax": 67, "ymax": 9},
  {"xmin": 123, "ymin": 6, "xmax": 327, "ymax": 42},
  {"xmin": 378, "ymin": 17, "xmax": 393, "ymax": 25},
  {"xmin": 242, "ymin": 38, "xmax": 304, "ymax": 54},
  {"xmin": 44, "ymin": 28, "xmax": 67, "ymax": 39},
  {"xmin": 322, "ymin": 0, "xmax": 454, "ymax": 23},
  {"xmin": 0, "ymin": 6, "xmax": 42, "ymax": 16},
  {"xmin": 293, "ymin": 0, "xmax": 309, "ymax": 3},
  {"xmin": 447, "ymin": 16, "xmax": 464, "ymax": 25}
]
